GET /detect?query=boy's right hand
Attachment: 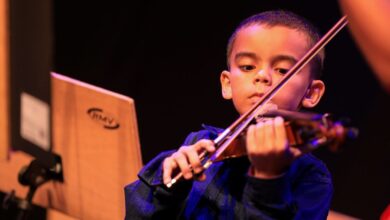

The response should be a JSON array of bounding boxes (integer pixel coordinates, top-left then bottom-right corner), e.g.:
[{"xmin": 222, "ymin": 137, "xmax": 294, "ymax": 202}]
[{"xmin": 162, "ymin": 139, "xmax": 215, "ymax": 186}]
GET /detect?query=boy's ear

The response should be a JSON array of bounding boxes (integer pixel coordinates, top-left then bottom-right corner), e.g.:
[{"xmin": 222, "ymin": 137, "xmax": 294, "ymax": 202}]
[
  {"xmin": 220, "ymin": 70, "xmax": 232, "ymax": 100},
  {"xmin": 301, "ymin": 80, "xmax": 325, "ymax": 108}
]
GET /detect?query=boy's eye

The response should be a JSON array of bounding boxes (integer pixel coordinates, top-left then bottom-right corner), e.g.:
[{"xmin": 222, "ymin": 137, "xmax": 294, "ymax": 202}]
[
  {"xmin": 239, "ymin": 65, "xmax": 256, "ymax": 72},
  {"xmin": 275, "ymin": 68, "xmax": 289, "ymax": 74}
]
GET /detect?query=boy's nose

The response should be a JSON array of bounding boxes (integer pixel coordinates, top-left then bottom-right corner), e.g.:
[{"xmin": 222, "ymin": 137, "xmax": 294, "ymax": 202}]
[{"xmin": 254, "ymin": 69, "xmax": 271, "ymax": 85}]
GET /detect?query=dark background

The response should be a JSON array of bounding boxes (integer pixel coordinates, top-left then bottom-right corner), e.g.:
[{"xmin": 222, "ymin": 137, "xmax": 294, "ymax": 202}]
[{"xmin": 8, "ymin": 0, "xmax": 390, "ymax": 219}]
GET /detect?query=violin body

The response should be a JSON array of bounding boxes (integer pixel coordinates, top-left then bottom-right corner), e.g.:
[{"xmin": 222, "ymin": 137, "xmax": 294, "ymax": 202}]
[{"xmin": 215, "ymin": 110, "xmax": 358, "ymax": 162}]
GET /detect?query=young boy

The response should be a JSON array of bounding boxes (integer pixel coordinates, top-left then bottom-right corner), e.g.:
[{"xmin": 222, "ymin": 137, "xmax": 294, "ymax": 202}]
[{"xmin": 125, "ymin": 10, "xmax": 331, "ymax": 219}]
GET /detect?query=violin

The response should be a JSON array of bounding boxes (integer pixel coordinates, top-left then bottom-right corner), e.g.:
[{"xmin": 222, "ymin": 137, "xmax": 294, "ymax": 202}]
[
  {"xmin": 166, "ymin": 16, "xmax": 354, "ymax": 188},
  {"xmin": 215, "ymin": 110, "xmax": 358, "ymax": 162}
]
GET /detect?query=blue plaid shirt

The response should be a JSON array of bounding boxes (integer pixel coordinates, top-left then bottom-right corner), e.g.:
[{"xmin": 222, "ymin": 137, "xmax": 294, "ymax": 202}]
[{"xmin": 125, "ymin": 125, "xmax": 333, "ymax": 219}]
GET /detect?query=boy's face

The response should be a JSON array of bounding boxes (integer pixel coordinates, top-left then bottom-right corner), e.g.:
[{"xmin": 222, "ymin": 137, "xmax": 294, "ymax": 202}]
[{"xmin": 221, "ymin": 24, "xmax": 325, "ymax": 115}]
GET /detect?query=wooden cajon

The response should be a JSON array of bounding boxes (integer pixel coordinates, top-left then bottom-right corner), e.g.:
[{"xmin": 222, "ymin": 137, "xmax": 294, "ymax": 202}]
[
  {"xmin": 48, "ymin": 72, "xmax": 143, "ymax": 219},
  {"xmin": 0, "ymin": 72, "xmax": 143, "ymax": 220}
]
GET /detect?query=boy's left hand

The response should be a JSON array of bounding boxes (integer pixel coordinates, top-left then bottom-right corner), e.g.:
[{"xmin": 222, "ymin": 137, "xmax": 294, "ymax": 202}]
[{"xmin": 246, "ymin": 116, "xmax": 302, "ymax": 179}]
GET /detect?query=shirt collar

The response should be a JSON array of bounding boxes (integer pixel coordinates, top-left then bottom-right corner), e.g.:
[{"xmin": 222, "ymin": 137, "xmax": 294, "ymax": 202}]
[{"xmin": 201, "ymin": 124, "xmax": 224, "ymax": 136}]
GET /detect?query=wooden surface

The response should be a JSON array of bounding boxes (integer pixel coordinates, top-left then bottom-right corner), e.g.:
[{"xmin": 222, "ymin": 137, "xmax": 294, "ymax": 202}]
[
  {"xmin": 0, "ymin": 0, "xmax": 9, "ymax": 161},
  {"xmin": 0, "ymin": 72, "xmax": 143, "ymax": 220},
  {"xmin": 328, "ymin": 210, "xmax": 360, "ymax": 220},
  {"xmin": 0, "ymin": 1, "xmax": 54, "ymax": 216},
  {"xmin": 49, "ymin": 72, "xmax": 143, "ymax": 219}
]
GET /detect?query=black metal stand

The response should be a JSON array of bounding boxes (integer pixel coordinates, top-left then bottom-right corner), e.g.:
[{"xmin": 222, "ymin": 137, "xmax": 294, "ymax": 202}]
[{"xmin": 2, "ymin": 155, "xmax": 63, "ymax": 220}]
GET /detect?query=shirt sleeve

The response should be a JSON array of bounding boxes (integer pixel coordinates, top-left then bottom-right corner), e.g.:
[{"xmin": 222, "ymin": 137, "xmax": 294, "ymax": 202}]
[
  {"xmin": 124, "ymin": 150, "xmax": 194, "ymax": 219},
  {"xmin": 290, "ymin": 155, "xmax": 333, "ymax": 220},
  {"xmin": 124, "ymin": 131, "xmax": 211, "ymax": 219},
  {"xmin": 242, "ymin": 154, "xmax": 333, "ymax": 220}
]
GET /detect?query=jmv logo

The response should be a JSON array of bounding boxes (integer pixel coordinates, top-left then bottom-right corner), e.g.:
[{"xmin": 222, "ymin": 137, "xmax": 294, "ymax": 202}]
[{"xmin": 87, "ymin": 108, "xmax": 120, "ymax": 129}]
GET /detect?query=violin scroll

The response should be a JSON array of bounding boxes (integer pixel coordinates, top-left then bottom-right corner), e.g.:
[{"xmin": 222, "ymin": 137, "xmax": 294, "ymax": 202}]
[{"xmin": 277, "ymin": 111, "xmax": 359, "ymax": 153}]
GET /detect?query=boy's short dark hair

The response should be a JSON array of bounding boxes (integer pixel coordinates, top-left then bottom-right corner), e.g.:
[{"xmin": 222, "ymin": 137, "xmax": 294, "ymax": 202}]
[{"xmin": 227, "ymin": 10, "xmax": 324, "ymax": 79}]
